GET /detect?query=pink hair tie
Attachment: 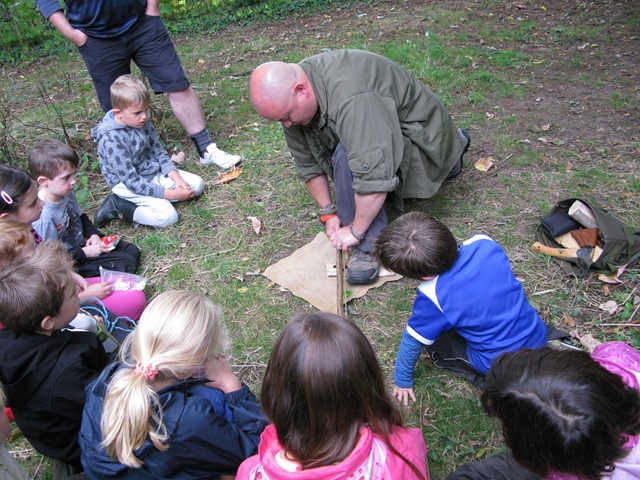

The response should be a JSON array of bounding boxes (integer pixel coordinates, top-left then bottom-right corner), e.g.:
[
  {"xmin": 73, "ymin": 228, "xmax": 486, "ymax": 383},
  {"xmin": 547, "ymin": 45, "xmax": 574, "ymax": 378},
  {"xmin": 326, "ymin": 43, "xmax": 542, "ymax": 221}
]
[{"xmin": 134, "ymin": 361, "xmax": 158, "ymax": 380}]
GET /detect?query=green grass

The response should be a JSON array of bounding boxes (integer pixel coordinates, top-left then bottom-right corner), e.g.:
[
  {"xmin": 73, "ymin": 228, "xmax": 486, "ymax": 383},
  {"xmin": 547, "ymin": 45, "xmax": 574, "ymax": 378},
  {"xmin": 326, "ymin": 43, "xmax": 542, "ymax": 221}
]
[{"xmin": 2, "ymin": 0, "xmax": 639, "ymax": 478}]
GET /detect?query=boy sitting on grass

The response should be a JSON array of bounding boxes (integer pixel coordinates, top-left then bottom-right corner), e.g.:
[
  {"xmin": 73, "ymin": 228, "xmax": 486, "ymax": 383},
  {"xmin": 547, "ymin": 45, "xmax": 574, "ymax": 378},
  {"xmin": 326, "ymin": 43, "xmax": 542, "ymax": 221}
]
[
  {"xmin": 0, "ymin": 241, "xmax": 108, "ymax": 471},
  {"xmin": 374, "ymin": 211, "xmax": 548, "ymax": 403},
  {"xmin": 91, "ymin": 74, "xmax": 205, "ymax": 229},
  {"xmin": 29, "ymin": 138, "xmax": 141, "ymax": 279}
]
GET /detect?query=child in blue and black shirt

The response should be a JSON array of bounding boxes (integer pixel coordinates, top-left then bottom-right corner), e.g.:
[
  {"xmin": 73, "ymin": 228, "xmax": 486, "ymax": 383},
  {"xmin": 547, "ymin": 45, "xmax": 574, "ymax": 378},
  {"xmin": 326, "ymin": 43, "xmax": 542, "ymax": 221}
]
[{"xmin": 375, "ymin": 211, "xmax": 548, "ymax": 403}]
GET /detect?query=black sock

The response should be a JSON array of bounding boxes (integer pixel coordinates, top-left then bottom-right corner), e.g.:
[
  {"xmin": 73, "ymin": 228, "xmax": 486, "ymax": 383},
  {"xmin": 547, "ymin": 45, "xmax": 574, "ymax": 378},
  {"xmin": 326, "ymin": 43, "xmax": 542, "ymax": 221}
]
[{"xmin": 190, "ymin": 129, "xmax": 212, "ymax": 157}]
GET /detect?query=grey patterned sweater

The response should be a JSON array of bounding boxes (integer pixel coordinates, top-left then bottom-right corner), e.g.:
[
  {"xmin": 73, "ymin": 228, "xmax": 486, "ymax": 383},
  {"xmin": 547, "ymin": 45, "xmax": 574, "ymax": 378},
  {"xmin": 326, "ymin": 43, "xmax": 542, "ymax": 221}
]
[{"xmin": 91, "ymin": 111, "xmax": 176, "ymax": 198}]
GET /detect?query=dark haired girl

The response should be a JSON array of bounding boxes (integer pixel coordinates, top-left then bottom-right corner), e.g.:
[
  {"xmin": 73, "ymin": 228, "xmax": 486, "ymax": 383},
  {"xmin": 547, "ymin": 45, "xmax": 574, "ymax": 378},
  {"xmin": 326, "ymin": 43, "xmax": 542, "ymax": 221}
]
[
  {"xmin": 448, "ymin": 342, "xmax": 640, "ymax": 480},
  {"xmin": 238, "ymin": 312, "xmax": 428, "ymax": 480}
]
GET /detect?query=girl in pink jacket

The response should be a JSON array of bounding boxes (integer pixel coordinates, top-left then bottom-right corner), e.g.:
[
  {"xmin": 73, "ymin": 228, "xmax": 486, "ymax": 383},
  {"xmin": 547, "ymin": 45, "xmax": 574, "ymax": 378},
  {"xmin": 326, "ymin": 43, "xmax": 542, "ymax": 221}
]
[{"xmin": 237, "ymin": 312, "xmax": 429, "ymax": 480}]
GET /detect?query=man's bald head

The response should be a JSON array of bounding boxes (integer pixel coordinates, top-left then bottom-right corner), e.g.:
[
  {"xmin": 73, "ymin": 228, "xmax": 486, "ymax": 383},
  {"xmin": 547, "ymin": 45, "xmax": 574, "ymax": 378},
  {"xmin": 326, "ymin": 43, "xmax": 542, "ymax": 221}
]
[{"xmin": 249, "ymin": 61, "xmax": 318, "ymax": 127}]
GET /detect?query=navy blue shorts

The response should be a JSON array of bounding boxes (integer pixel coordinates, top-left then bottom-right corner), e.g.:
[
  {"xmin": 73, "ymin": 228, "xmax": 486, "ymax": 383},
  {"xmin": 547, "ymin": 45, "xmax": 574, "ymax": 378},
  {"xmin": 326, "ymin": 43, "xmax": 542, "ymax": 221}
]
[{"xmin": 78, "ymin": 14, "xmax": 190, "ymax": 112}]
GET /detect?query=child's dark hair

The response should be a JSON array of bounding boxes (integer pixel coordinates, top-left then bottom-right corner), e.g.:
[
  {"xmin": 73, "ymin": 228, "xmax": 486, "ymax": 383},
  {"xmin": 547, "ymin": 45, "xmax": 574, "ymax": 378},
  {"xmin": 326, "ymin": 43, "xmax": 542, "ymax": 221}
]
[
  {"xmin": 0, "ymin": 240, "xmax": 75, "ymax": 333},
  {"xmin": 0, "ymin": 164, "xmax": 35, "ymax": 216},
  {"xmin": 261, "ymin": 312, "xmax": 425, "ymax": 479},
  {"xmin": 28, "ymin": 138, "xmax": 79, "ymax": 180},
  {"xmin": 482, "ymin": 347, "xmax": 640, "ymax": 480},
  {"xmin": 374, "ymin": 211, "xmax": 458, "ymax": 279}
]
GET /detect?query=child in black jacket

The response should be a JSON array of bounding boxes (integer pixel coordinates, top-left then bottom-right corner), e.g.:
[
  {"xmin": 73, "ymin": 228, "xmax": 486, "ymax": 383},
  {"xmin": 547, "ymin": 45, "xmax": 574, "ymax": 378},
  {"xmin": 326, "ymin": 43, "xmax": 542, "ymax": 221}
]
[{"xmin": 0, "ymin": 241, "xmax": 108, "ymax": 470}]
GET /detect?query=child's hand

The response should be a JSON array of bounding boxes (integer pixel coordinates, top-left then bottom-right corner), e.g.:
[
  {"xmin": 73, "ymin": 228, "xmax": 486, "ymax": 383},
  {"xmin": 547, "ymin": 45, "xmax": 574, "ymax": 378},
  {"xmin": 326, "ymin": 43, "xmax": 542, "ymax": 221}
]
[
  {"xmin": 174, "ymin": 176, "xmax": 192, "ymax": 192},
  {"xmin": 85, "ymin": 234, "xmax": 102, "ymax": 246},
  {"xmin": 72, "ymin": 272, "xmax": 90, "ymax": 291},
  {"xmin": 392, "ymin": 386, "xmax": 417, "ymax": 406},
  {"xmin": 78, "ymin": 282, "xmax": 112, "ymax": 301},
  {"xmin": 164, "ymin": 187, "xmax": 195, "ymax": 202},
  {"xmin": 203, "ymin": 353, "xmax": 242, "ymax": 394},
  {"xmin": 83, "ymin": 243, "xmax": 112, "ymax": 257}
]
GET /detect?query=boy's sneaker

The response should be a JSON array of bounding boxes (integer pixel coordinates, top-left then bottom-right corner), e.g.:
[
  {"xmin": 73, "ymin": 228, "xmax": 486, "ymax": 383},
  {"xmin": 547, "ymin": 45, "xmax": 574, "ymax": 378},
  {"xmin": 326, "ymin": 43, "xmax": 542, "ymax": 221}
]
[
  {"xmin": 347, "ymin": 247, "xmax": 380, "ymax": 285},
  {"xmin": 200, "ymin": 143, "xmax": 242, "ymax": 169}
]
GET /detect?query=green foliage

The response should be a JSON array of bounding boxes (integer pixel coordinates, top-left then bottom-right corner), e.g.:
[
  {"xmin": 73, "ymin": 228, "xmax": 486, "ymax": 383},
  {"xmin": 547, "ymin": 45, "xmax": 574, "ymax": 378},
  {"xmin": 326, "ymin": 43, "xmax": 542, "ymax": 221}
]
[
  {"xmin": 0, "ymin": 1, "xmax": 49, "ymax": 47},
  {"xmin": 0, "ymin": 0, "xmax": 73, "ymax": 64},
  {"xmin": 0, "ymin": 0, "xmax": 355, "ymax": 63}
]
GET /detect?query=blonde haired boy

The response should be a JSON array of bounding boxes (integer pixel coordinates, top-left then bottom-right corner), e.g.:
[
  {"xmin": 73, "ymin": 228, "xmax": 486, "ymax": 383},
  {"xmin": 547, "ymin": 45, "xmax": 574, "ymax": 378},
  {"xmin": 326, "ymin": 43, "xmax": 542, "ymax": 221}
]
[{"xmin": 92, "ymin": 74, "xmax": 205, "ymax": 229}]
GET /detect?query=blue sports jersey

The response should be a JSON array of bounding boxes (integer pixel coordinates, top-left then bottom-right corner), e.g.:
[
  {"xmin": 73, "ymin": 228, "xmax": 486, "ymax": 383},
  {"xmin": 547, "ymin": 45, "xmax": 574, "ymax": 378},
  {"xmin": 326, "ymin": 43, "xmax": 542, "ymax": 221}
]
[{"xmin": 406, "ymin": 234, "xmax": 547, "ymax": 373}]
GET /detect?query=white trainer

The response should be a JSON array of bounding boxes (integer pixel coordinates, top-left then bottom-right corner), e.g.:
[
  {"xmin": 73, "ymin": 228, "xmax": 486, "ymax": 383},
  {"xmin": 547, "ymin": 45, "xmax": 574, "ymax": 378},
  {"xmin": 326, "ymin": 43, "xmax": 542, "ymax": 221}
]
[{"xmin": 200, "ymin": 143, "xmax": 241, "ymax": 168}]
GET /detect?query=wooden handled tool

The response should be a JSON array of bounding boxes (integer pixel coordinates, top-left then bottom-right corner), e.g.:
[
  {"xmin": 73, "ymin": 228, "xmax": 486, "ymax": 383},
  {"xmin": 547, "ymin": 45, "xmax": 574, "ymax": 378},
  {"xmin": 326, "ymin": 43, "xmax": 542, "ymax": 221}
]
[{"xmin": 531, "ymin": 241, "xmax": 592, "ymax": 261}]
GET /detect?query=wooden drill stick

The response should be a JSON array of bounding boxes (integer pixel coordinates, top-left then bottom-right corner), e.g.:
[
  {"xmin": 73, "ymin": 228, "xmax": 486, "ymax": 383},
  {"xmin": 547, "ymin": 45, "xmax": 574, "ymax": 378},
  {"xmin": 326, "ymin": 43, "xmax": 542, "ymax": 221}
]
[{"xmin": 336, "ymin": 248, "xmax": 345, "ymax": 317}]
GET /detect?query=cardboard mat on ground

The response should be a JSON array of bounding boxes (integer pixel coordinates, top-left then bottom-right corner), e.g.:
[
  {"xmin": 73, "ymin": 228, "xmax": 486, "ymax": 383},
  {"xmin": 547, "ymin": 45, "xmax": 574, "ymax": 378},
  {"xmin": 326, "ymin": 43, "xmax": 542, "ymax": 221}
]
[{"xmin": 263, "ymin": 232, "xmax": 403, "ymax": 312}]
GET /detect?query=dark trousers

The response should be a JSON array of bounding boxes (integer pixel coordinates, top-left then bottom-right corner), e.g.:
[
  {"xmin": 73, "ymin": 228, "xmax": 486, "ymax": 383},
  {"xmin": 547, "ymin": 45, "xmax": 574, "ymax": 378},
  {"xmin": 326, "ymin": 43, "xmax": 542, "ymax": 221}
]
[
  {"xmin": 447, "ymin": 453, "xmax": 541, "ymax": 480},
  {"xmin": 77, "ymin": 14, "xmax": 190, "ymax": 112},
  {"xmin": 75, "ymin": 240, "xmax": 141, "ymax": 278},
  {"xmin": 426, "ymin": 330, "xmax": 487, "ymax": 389},
  {"xmin": 332, "ymin": 143, "xmax": 388, "ymax": 253}
]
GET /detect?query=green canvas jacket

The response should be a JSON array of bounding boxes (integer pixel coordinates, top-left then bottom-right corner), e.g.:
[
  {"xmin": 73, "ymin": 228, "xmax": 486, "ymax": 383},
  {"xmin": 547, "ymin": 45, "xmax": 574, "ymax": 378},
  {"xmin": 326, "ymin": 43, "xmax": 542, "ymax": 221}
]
[{"xmin": 283, "ymin": 49, "xmax": 465, "ymax": 202}]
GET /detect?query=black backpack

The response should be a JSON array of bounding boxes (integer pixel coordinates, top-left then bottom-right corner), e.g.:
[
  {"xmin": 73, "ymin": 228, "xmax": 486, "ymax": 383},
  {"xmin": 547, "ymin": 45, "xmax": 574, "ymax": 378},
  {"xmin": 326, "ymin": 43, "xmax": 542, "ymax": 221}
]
[{"xmin": 535, "ymin": 198, "xmax": 640, "ymax": 277}]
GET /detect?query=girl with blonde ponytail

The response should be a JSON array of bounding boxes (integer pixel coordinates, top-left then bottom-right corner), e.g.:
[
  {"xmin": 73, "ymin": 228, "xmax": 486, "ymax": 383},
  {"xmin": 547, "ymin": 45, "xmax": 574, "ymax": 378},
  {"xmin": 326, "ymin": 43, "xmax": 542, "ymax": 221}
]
[{"xmin": 79, "ymin": 290, "xmax": 268, "ymax": 479}]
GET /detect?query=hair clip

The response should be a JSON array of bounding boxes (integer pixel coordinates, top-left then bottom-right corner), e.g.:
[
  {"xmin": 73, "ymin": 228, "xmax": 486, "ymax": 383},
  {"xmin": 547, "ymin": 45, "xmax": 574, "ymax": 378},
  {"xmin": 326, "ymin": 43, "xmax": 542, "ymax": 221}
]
[
  {"xmin": 1, "ymin": 191, "xmax": 13, "ymax": 204},
  {"xmin": 134, "ymin": 361, "xmax": 159, "ymax": 380}
]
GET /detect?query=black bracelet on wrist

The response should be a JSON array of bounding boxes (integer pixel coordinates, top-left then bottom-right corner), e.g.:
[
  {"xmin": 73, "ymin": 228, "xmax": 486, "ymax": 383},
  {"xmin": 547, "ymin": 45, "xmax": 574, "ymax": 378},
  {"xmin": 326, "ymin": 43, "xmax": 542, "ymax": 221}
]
[
  {"xmin": 318, "ymin": 203, "xmax": 337, "ymax": 215},
  {"xmin": 349, "ymin": 224, "xmax": 366, "ymax": 241}
]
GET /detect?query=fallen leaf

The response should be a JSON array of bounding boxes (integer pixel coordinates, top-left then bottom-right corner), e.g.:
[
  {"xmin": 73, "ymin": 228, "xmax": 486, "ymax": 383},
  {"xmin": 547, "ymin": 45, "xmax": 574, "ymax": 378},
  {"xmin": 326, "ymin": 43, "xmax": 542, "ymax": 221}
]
[
  {"xmin": 474, "ymin": 157, "xmax": 494, "ymax": 172},
  {"xmin": 563, "ymin": 313, "xmax": 576, "ymax": 327},
  {"xmin": 211, "ymin": 166, "xmax": 243, "ymax": 185},
  {"xmin": 579, "ymin": 334, "xmax": 601, "ymax": 352},
  {"xmin": 474, "ymin": 446, "xmax": 489, "ymax": 458},
  {"xmin": 541, "ymin": 123, "xmax": 551, "ymax": 131},
  {"xmin": 237, "ymin": 287, "xmax": 249, "ymax": 293},
  {"xmin": 598, "ymin": 300, "xmax": 618, "ymax": 314},
  {"xmin": 598, "ymin": 265, "xmax": 627, "ymax": 284},
  {"xmin": 247, "ymin": 216, "xmax": 262, "ymax": 235},
  {"xmin": 577, "ymin": 43, "xmax": 589, "ymax": 50},
  {"xmin": 422, "ymin": 405, "xmax": 434, "ymax": 427},
  {"xmin": 171, "ymin": 151, "xmax": 185, "ymax": 164},
  {"xmin": 538, "ymin": 136, "xmax": 550, "ymax": 143},
  {"xmin": 485, "ymin": 112, "xmax": 495, "ymax": 119}
]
